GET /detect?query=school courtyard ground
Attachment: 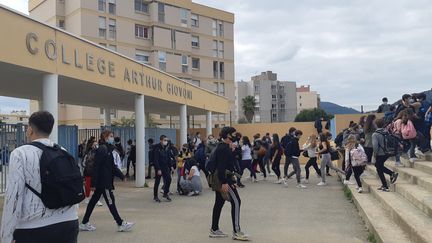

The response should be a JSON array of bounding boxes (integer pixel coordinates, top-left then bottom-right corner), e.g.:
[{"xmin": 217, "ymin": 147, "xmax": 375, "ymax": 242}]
[{"xmin": 77, "ymin": 171, "xmax": 369, "ymax": 243}]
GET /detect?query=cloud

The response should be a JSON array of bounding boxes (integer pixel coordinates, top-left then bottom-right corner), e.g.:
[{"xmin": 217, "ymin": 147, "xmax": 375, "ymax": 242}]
[{"xmin": 0, "ymin": 97, "xmax": 29, "ymax": 114}]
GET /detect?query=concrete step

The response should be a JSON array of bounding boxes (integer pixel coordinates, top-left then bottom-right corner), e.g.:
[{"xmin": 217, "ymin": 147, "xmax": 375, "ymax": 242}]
[
  {"xmin": 361, "ymin": 177, "xmax": 432, "ymax": 243},
  {"xmin": 386, "ymin": 164, "xmax": 432, "ymax": 193},
  {"xmin": 413, "ymin": 161, "xmax": 432, "ymax": 176},
  {"xmin": 344, "ymin": 182, "xmax": 413, "ymax": 243}
]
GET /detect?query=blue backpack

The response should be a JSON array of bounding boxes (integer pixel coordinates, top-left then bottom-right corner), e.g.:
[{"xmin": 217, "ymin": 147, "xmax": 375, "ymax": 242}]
[{"xmin": 194, "ymin": 145, "xmax": 206, "ymax": 166}]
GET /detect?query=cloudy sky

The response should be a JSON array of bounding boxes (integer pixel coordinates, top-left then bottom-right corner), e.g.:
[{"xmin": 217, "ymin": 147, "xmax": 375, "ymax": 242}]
[{"xmin": 1, "ymin": 0, "xmax": 431, "ymax": 113}]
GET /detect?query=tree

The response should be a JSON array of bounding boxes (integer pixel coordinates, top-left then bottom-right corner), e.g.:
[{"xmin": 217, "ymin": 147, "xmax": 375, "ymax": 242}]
[
  {"xmin": 294, "ymin": 108, "xmax": 333, "ymax": 122},
  {"xmin": 237, "ymin": 117, "xmax": 248, "ymax": 124},
  {"xmin": 112, "ymin": 115, "xmax": 135, "ymax": 127},
  {"xmin": 242, "ymin": 96, "xmax": 256, "ymax": 123}
]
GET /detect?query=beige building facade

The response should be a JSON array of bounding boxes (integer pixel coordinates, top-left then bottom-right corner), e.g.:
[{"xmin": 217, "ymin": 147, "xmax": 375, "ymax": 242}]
[
  {"xmin": 28, "ymin": 0, "xmax": 235, "ymax": 128},
  {"xmin": 296, "ymin": 85, "xmax": 320, "ymax": 113}
]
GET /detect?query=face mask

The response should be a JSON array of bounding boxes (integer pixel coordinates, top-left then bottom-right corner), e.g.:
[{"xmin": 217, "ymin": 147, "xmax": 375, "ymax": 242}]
[
  {"xmin": 409, "ymin": 99, "xmax": 414, "ymax": 103},
  {"xmin": 383, "ymin": 102, "xmax": 388, "ymax": 105},
  {"xmin": 162, "ymin": 141, "xmax": 168, "ymax": 146},
  {"xmin": 107, "ymin": 137, "xmax": 114, "ymax": 145}
]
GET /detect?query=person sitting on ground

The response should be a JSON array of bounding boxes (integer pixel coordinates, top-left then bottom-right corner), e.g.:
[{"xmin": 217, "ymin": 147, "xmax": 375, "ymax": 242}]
[
  {"xmin": 186, "ymin": 159, "xmax": 203, "ymax": 196},
  {"xmin": 176, "ymin": 144, "xmax": 192, "ymax": 194}
]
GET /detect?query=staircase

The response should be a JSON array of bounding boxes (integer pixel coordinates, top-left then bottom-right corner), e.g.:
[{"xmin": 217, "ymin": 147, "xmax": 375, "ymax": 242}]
[{"xmin": 344, "ymin": 155, "xmax": 432, "ymax": 243}]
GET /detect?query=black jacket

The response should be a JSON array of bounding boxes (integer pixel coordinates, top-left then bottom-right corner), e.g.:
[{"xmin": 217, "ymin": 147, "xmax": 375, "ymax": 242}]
[
  {"xmin": 215, "ymin": 142, "xmax": 236, "ymax": 184},
  {"xmin": 289, "ymin": 137, "xmax": 301, "ymax": 157},
  {"xmin": 92, "ymin": 143, "xmax": 125, "ymax": 190},
  {"xmin": 281, "ymin": 134, "xmax": 293, "ymax": 156},
  {"xmin": 153, "ymin": 143, "xmax": 172, "ymax": 171},
  {"xmin": 314, "ymin": 119, "xmax": 323, "ymax": 131}
]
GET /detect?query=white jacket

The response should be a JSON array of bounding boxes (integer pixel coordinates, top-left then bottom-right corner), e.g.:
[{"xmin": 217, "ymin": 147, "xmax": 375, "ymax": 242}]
[{"xmin": 345, "ymin": 144, "xmax": 367, "ymax": 167}]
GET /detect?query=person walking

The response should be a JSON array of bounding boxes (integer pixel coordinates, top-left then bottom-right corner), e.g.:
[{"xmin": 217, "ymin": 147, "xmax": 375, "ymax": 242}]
[
  {"xmin": 1, "ymin": 111, "xmax": 80, "ymax": 243},
  {"xmin": 345, "ymin": 135, "xmax": 367, "ymax": 193},
  {"xmin": 83, "ymin": 140, "xmax": 103, "ymax": 207},
  {"xmin": 363, "ymin": 115, "xmax": 377, "ymax": 164},
  {"xmin": 372, "ymin": 118, "xmax": 399, "ymax": 191},
  {"xmin": 285, "ymin": 130, "xmax": 307, "ymax": 188},
  {"xmin": 317, "ymin": 132, "xmax": 346, "ymax": 186},
  {"xmin": 80, "ymin": 130, "xmax": 134, "ymax": 232},
  {"xmin": 281, "ymin": 127, "xmax": 297, "ymax": 183},
  {"xmin": 314, "ymin": 117, "xmax": 324, "ymax": 134},
  {"xmin": 125, "ymin": 139, "xmax": 136, "ymax": 178},
  {"xmin": 153, "ymin": 135, "xmax": 174, "ymax": 202},
  {"xmin": 209, "ymin": 127, "xmax": 249, "ymax": 241},
  {"xmin": 303, "ymin": 134, "xmax": 321, "ymax": 184},
  {"xmin": 146, "ymin": 139, "xmax": 155, "ymax": 179},
  {"xmin": 241, "ymin": 136, "xmax": 256, "ymax": 182},
  {"xmin": 271, "ymin": 134, "xmax": 284, "ymax": 184}
]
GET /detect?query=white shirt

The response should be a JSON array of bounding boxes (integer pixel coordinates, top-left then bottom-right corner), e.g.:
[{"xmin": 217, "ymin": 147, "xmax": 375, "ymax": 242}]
[
  {"xmin": 1, "ymin": 138, "xmax": 78, "ymax": 243},
  {"xmin": 241, "ymin": 145, "xmax": 252, "ymax": 160},
  {"xmin": 190, "ymin": 165, "xmax": 200, "ymax": 177},
  {"xmin": 303, "ymin": 143, "xmax": 317, "ymax": 158},
  {"xmin": 113, "ymin": 149, "xmax": 122, "ymax": 170}
]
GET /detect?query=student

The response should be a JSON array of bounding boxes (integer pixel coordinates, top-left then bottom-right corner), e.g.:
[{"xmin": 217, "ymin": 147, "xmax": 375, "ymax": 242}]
[
  {"xmin": 345, "ymin": 135, "xmax": 367, "ymax": 193},
  {"xmin": 153, "ymin": 135, "xmax": 173, "ymax": 202},
  {"xmin": 125, "ymin": 139, "xmax": 136, "ymax": 178},
  {"xmin": 83, "ymin": 140, "xmax": 103, "ymax": 207},
  {"xmin": 286, "ymin": 130, "xmax": 307, "ymax": 189},
  {"xmin": 146, "ymin": 138, "xmax": 155, "ymax": 179},
  {"xmin": 303, "ymin": 134, "xmax": 321, "ymax": 183},
  {"xmin": 241, "ymin": 136, "xmax": 256, "ymax": 182},
  {"xmin": 209, "ymin": 127, "xmax": 249, "ymax": 241},
  {"xmin": 80, "ymin": 130, "xmax": 134, "ymax": 232},
  {"xmin": 205, "ymin": 134, "xmax": 219, "ymax": 157},
  {"xmin": 377, "ymin": 97, "xmax": 391, "ymax": 113},
  {"xmin": 232, "ymin": 133, "xmax": 245, "ymax": 188},
  {"xmin": 314, "ymin": 117, "xmax": 323, "ymax": 134},
  {"xmin": 193, "ymin": 132, "xmax": 202, "ymax": 152},
  {"xmin": 394, "ymin": 110, "xmax": 418, "ymax": 163},
  {"xmin": 114, "ymin": 137, "xmax": 125, "ymax": 161},
  {"xmin": 1, "ymin": 111, "xmax": 79, "ymax": 243},
  {"xmin": 271, "ymin": 134, "xmax": 284, "ymax": 184},
  {"xmin": 176, "ymin": 144, "xmax": 192, "ymax": 194},
  {"xmin": 372, "ymin": 118, "xmax": 399, "ymax": 191},
  {"xmin": 394, "ymin": 94, "xmax": 415, "ymax": 118},
  {"xmin": 262, "ymin": 133, "xmax": 273, "ymax": 176},
  {"xmin": 252, "ymin": 134, "xmax": 267, "ymax": 180},
  {"xmin": 281, "ymin": 127, "xmax": 297, "ymax": 183},
  {"xmin": 186, "ymin": 159, "xmax": 202, "ymax": 196},
  {"xmin": 317, "ymin": 132, "xmax": 346, "ymax": 186},
  {"xmin": 363, "ymin": 115, "xmax": 377, "ymax": 164}
]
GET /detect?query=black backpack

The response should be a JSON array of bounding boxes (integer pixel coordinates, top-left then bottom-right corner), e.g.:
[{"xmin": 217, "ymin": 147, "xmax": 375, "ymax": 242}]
[
  {"xmin": 205, "ymin": 144, "xmax": 219, "ymax": 173},
  {"xmin": 83, "ymin": 150, "xmax": 96, "ymax": 177},
  {"xmin": 26, "ymin": 142, "xmax": 85, "ymax": 209},
  {"xmin": 375, "ymin": 130, "xmax": 401, "ymax": 157},
  {"xmin": 334, "ymin": 132, "xmax": 344, "ymax": 148}
]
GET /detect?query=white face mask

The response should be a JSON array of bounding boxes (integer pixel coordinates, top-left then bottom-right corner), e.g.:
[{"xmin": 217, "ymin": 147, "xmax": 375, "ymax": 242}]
[{"xmin": 162, "ymin": 141, "xmax": 168, "ymax": 146}]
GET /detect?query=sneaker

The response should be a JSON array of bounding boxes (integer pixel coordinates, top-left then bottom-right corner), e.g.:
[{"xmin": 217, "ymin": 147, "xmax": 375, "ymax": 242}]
[
  {"xmin": 79, "ymin": 223, "xmax": 96, "ymax": 232},
  {"xmin": 268, "ymin": 172, "xmax": 276, "ymax": 177},
  {"xmin": 357, "ymin": 187, "xmax": 363, "ymax": 193},
  {"xmin": 377, "ymin": 186, "xmax": 390, "ymax": 192},
  {"xmin": 118, "ymin": 221, "xmax": 135, "ymax": 232},
  {"xmin": 163, "ymin": 194, "xmax": 172, "ymax": 202},
  {"xmin": 145, "ymin": 176, "xmax": 151, "ymax": 179},
  {"xmin": 153, "ymin": 197, "xmax": 161, "ymax": 203},
  {"xmin": 326, "ymin": 173, "xmax": 332, "ymax": 177},
  {"xmin": 232, "ymin": 231, "xmax": 250, "ymax": 241},
  {"xmin": 237, "ymin": 183, "xmax": 245, "ymax": 188},
  {"xmin": 343, "ymin": 180, "xmax": 355, "ymax": 185},
  {"xmin": 283, "ymin": 179, "xmax": 288, "ymax": 186},
  {"xmin": 395, "ymin": 162, "xmax": 404, "ymax": 167},
  {"xmin": 209, "ymin": 229, "xmax": 229, "ymax": 238},
  {"xmin": 303, "ymin": 179, "xmax": 309, "ymax": 184},
  {"xmin": 297, "ymin": 184, "xmax": 307, "ymax": 189},
  {"xmin": 355, "ymin": 185, "xmax": 359, "ymax": 190},
  {"xmin": 317, "ymin": 182, "xmax": 327, "ymax": 186},
  {"xmin": 409, "ymin": 158, "xmax": 417, "ymax": 163},
  {"xmin": 253, "ymin": 178, "xmax": 258, "ymax": 183},
  {"xmin": 391, "ymin": 172, "xmax": 399, "ymax": 184},
  {"xmin": 84, "ymin": 198, "xmax": 90, "ymax": 204},
  {"xmin": 97, "ymin": 200, "xmax": 103, "ymax": 207},
  {"xmin": 415, "ymin": 148, "xmax": 424, "ymax": 158},
  {"xmin": 187, "ymin": 191, "xmax": 195, "ymax": 197}
]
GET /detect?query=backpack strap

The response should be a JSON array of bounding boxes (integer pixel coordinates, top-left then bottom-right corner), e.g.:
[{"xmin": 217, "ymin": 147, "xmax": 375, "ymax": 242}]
[
  {"xmin": 25, "ymin": 141, "xmax": 48, "ymax": 200},
  {"xmin": 25, "ymin": 183, "xmax": 42, "ymax": 199}
]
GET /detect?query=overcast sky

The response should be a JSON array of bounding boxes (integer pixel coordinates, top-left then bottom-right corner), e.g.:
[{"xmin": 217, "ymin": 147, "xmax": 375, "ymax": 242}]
[{"xmin": 1, "ymin": 0, "xmax": 431, "ymax": 113}]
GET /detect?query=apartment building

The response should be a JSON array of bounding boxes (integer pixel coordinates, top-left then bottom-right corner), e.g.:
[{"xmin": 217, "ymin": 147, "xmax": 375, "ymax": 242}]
[
  {"xmin": 235, "ymin": 71, "xmax": 297, "ymax": 123},
  {"xmin": 296, "ymin": 85, "xmax": 320, "ymax": 113},
  {"xmin": 28, "ymin": 0, "xmax": 234, "ymax": 128}
]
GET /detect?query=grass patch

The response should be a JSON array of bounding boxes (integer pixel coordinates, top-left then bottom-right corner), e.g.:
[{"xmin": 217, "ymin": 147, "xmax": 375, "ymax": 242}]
[
  {"xmin": 343, "ymin": 185, "xmax": 353, "ymax": 201},
  {"xmin": 367, "ymin": 233, "xmax": 377, "ymax": 243}
]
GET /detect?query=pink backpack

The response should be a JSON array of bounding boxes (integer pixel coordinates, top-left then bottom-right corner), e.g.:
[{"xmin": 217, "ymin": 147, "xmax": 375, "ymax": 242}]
[
  {"xmin": 350, "ymin": 145, "xmax": 367, "ymax": 166},
  {"xmin": 401, "ymin": 120, "xmax": 417, "ymax": 140}
]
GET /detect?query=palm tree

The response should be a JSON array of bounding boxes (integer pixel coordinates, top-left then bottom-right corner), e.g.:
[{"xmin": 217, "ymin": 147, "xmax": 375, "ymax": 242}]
[{"xmin": 242, "ymin": 96, "xmax": 257, "ymax": 123}]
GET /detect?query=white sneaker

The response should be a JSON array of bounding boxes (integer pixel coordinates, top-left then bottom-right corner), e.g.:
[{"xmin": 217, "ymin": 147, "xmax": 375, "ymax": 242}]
[
  {"xmin": 317, "ymin": 182, "xmax": 327, "ymax": 186},
  {"xmin": 274, "ymin": 179, "xmax": 283, "ymax": 184},
  {"xmin": 118, "ymin": 221, "xmax": 135, "ymax": 232},
  {"xmin": 84, "ymin": 198, "xmax": 90, "ymax": 204},
  {"xmin": 97, "ymin": 200, "xmax": 103, "ymax": 207},
  {"xmin": 343, "ymin": 180, "xmax": 355, "ymax": 185},
  {"xmin": 357, "ymin": 187, "xmax": 363, "ymax": 193},
  {"xmin": 79, "ymin": 223, "xmax": 96, "ymax": 232},
  {"xmin": 415, "ymin": 149, "xmax": 424, "ymax": 158},
  {"xmin": 253, "ymin": 178, "xmax": 258, "ymax": 183},
  {"xmin": 303, "ymin": 179, "xmax": 309, "ymax": 184},
  {"xmin": 187, "ymin": 191, "xmax": 195, "ymax": 197},
  {"xmin": 409, "ymin": 158, "xmax": 417, "ymax": 163},
  {"xmin": 209, "ymin": 229, "xmax": 229, "ymax": 238},
  {"xmin": 297, "ymin": 184, "xmax": 307, "ymax": 189},
  {"xmin": 395, "ymin": 162, "xmax": 404, "ymax": 167},
  {"xmin": 268, "ymin": 172, "xmax": 276, "ymax": 177},
  {"xmin": 283, "ymin": 179, "xmax": 288, "ymax": 186}
]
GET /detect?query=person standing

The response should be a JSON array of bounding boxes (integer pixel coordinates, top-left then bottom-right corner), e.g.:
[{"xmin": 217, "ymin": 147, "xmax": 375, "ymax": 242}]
[
  {"xmin": 377, "ymin": 97, "xmax": 391, "ymax": 113},
  {"xmin": 271, "ymin": 134, "xmax": 284, "ymax": 184},
  {"xmin": 363, "ymin": 115, "xmax": 377, "ymax": 164},
  {"xmin": 125, "ymin": 139, "xmax": 136, "ymax": 178},
  {"xmin": 372, "ymin": 118, "xmax": 399, "ymax": 191},
  {"xmin": 153, "ymin": 135, "xmax": 173, "ymax": 202},
  {"xmin": 314, "ymin": 117, "xmax": 324, "ymax": 134},
  {"xmin": 286, "ymin": 130, "xmax": 307, "ymax": 189},
  {"xmin": 1, "ymin": 111, "xmax": 79, "ymax": 243},
  {"xmin": 209, "ymin": 127, "xmax": 249, "ymax": 241},
  {"xmin": 146, "ymin": 139, "xmax": 155, "ymax": 179},
  {"xmin": 281, "ymin": 127, "xmax": 297, "ymax": 184},
  {"xmin": 303, "ymin": 134, "xmax": 321, "ymax": 184},
  {"xmin": 193, "ymin": 132, "xmax": 202, "ymax": 152},
  {"xmin": 83, "ymin": 140, "xmax": 103, "ymax": 207},
  {"xmin": 317, "ymin": 132, "xmax": 346, "ymax": 186},
  {"xmin": 80, "ymin": 130, "xmax": 134, "ymax": 232}
]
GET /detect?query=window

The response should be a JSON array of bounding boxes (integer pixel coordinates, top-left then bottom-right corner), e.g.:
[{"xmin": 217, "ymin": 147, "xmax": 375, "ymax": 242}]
[
  {"xmin": 272, "ymin": 113, "xmax": 277, "ymax": 119},
  {"xmin": 108, "ymin": 18, "xmax": 116, "ymax": 39},
  {"xmin": 135, "ymin": 24, "xmax": 149, "ymax": 38},
  {"xmin": 279, "ymin": 95, "xmax": 283, "ymax": 99},
  {"xmin": 219, "ymin": 82, "xmax": 225, "ymax": 96},
  {"xmin": 58, "ymin": 19, "xmax": 65, "ymax": 29},
  {"xmin": 272, "ymin": 104, "xmax": 277, "ymax": 109},
  {"xmin": 272, "ymin": 95, "xmax": 277, "ymax": 100},
  {"xmin": 271, "ymin": 85, "xmax": 276, "ymax": 91},
  {"xmin": 191, "ymin": 35, "xmax": 199, "ymax": 48},
  {"xmin": 300, "ymin": 103, "xmax": 302, "ymax": 107},
  {"xmin": 191, "ymin": 14, "xmax": 199, "ymax": 27},
  {"xmin": 218, "ymin": 21, "xmax": 224, "ymax": 36},
  {"xmin": 219, "ymin": 62, "xmax": 224, "ymax": 79},
  {"xmin": 108, "ymin": 45, "xmax": 116, "ymax": 51},
  {"xmin": 280, "ymin": 104, "xmax": 285, "ymax": 109},
  {"xmin": 180, "ymin": 8, "xmax": 188, "ymax": 26},
  {"xmin": 181, "ymin": 55, "xmax": 188, "ymax": 73},
  {"xmin": 213, "ymin": 82, "xmax": 219, "ymax": 94},
  {"xmin": 158, "ymin": 51, "xmax": 166, "ymax": 71},
  {"xmin": 254, "ymin": 85, "xmax": 260, "ymax": 93},
  {"xmin": 218, "ymin": 41, "xmax": 224, "ymax": 58},
  {"xmin": 98, "ymin": 16, "xmax": 106, "ymax": 38},
  {"xmin": 98, "ymin": 0, "xmax": 106, "ymax": 12},
  {"xmin": 213, "ymin": 61, "xmax": 218, "ymax": 79},
  {"xmin": 192, "ymin": 80, "xmax": 200, "ymax": 87},
  {"xmin": 134, "ymin": 0, "xmax": 148, "ymax": 13},
  {"xmin": 99, "ymin": 43, "xmax": 107, "ymax": 47},
  {"xmin": 108, "ymin": 0, "xmax": 116, "ymax": 14},
  {"xmin": 299, "ymin": 95, "xmax": 302, "ymax": 99},
  {"xmin": 135, "ymin": 50, "xmax": 149, "ymax": 64},
  {"xmin": 192, "ymin": 58, "xmax": 200, "ymax": 70},
  {"xmin": 158, "ymin": 3, "xmax": 165, "ymax": 23},
  {"xmin": 212, "ymin": 19, "xmax": 217, "ymax": 36},
  {"xmin": 212, "ymin": 40, "xmax": 218, "ymax": 57}
]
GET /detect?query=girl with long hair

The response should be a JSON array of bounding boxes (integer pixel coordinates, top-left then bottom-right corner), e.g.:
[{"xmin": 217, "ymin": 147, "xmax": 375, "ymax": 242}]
[
  {"xmin": 303, "ymin": 134, "xmax": 321, "ymax": 183},
  {"xmin": 317, "ymin": 132, "xmax": 346, "ymax": 186},
  {"xmin": 271, "ymin": 134, "xmax": 284, "ymax": 183},
  {"xmin": 241, "ymin": 136, "xmax": 256, "ymax": 182},
  {"xmin": 363, "ymin": 114, "xmax": 377, "ymax": 163}
]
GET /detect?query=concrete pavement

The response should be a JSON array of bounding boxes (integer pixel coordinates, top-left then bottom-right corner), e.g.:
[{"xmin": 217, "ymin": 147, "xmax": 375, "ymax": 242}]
[{"xmin": 77, "ymin": 169, "xmax": 368, "ymax": 243}]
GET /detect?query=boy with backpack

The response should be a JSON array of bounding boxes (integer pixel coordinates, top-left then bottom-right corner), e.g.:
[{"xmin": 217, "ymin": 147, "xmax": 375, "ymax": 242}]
[{"xmin": 1, "ymin": 111, "xmax": 81, "ymax": 243}]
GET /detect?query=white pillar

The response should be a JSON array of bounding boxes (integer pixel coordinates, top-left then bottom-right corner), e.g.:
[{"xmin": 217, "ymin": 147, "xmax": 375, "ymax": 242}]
[
  {"xmin": 42, "ymin": 74, "xmax": 58, "ymax": 143},
  {"xmin": 206, "ymin": 111, "xmax": 212, "ymax": 137},
  {"xmin": 135, "ymin": 94, "xmax": 146, "ymax": 187},
  {"xmin": 104, "ymin": 108, "xmax": 111, "ymax": 126},
  {"xmin": 180, "ymin": 105, "xmax": 187, "ymax": 146}
]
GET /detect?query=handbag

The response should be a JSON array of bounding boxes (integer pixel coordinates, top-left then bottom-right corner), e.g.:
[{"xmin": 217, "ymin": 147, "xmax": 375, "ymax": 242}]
[
  {"xmin": 330, "ymin": 148, "xmax": 340, "ymax": 161},
  {"xmin": 302, "ymin": 150, "xmax": 309, "ymax": 158}
]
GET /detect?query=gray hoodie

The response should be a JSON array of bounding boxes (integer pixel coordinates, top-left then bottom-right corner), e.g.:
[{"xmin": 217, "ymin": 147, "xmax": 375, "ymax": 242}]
[{"xmin": 372, "ymin": 128, "xmax": 386, "ymax": 156}]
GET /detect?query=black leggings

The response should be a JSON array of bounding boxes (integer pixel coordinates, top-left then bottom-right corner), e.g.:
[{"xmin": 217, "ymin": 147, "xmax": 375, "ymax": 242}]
[
  {"xmin": 375, "ymin": 155, "xmax": 393, "ymax": 188},
  {"xmin": 154, "ymin": 169, "xmax": 172, "ymax": 197},
  {"xmin": 14, "ymin": 220, "xmax": 78, "ymax": 243},
  {"xmin": 352, "ymin": 166, "xmax": 364, "ymax": 188},
  {"xmin": 257, "ymin": 156, "xmax": 267, "ymax": 178},
  {"xmin": 126, "ymin": 158, "xmax": 136, "ymax": 176},
  {"xmin": 364, "ymin": 147, "xmax": 373, "ymax": 163},
  {"xmin": 272, "ymin": 155, "xmax": 282, "ymax": 179},
  {"xmin": 241, "ymin": 159, "xmax": 256, "ymax": 179},
  {"xmin": 211, "ymin": 185, "xmax": 241, "ymax": 233},
  {"xmin": 82, "ymin": 188, "xmax": 123, "ymax": 226},
  {"xmin": 305, "ymin": 157, "xmax": 321, "ymax": 179}
]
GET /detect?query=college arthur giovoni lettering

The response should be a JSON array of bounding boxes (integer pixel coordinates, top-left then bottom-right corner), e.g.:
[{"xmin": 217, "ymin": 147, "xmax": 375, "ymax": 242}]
[{"xmin": 25, "ymin": 32, "xmax": 192, "ymax": 100}]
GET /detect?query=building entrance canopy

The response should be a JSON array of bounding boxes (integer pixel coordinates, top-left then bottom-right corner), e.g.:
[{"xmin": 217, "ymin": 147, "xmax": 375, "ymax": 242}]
[{"xmin": 0, "ymin": 5, "xmax": 229, "ymax": 116}]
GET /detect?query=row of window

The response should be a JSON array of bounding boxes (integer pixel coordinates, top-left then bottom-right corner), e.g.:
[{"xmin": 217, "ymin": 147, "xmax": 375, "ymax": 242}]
[
  {"xmin": 98, "ymin": 17, "xmax": 116, "ymax": 39},
  {"xmin": 98, "ymin": 0, "xmax": 116, "ymax": 14},
  {"xmin": 271, "ymin": 104, "xmax": 286, "ymax": 109}
]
